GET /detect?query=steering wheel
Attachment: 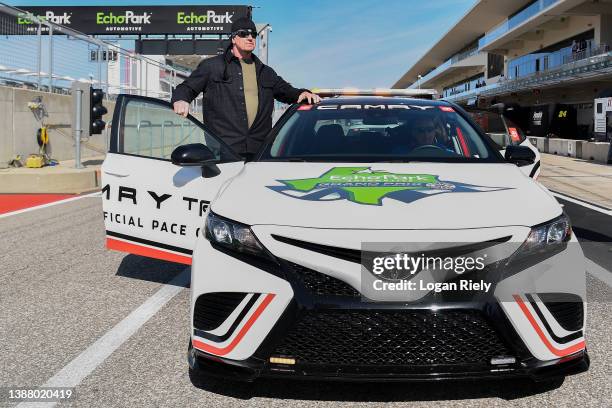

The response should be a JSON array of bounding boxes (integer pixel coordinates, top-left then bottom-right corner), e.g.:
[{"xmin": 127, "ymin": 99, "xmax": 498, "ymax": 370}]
[{"xmin": 411, "ymin": 144, "xmax": 445, "ymax": 153}]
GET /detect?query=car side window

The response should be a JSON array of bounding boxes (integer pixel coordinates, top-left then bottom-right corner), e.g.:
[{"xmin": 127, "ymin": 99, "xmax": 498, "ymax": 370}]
[
  {"xmin": 504, "ymin": 118, "xmax": 527, "ymax": 144},
  {"xmin": 119, "ymin": 98, "xmax": 227, "ymax": 161}
]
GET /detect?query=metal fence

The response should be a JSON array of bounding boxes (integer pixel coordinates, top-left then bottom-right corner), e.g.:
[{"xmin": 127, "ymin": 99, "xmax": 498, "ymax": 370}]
[
  {"xmin": 444, "ymin": 50, "xmax": 612, "ymax": 105},
  {"xmin": 0, "ymin": 3, "xmax": 195, "ymax": 104},
  {"xmin": 507, "ymin": 42, "xmax": 610, "ymax": 81}
]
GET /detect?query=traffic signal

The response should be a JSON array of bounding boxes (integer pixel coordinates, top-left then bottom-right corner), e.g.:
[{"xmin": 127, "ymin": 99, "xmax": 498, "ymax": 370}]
[{"xmin": 90, "ymin": 88, "xmax": 107, "ymax": 135}]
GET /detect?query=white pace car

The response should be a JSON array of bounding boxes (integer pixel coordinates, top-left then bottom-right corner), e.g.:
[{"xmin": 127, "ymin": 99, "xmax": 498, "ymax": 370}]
[{"xmin": 102, "ymin": 91, "xmax": 588, "ymax": 382}]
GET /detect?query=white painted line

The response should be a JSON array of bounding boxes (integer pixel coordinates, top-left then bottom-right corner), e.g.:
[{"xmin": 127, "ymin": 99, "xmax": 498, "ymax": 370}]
[
  {"xmin": 17, "ymin": 268, "xmax": 190, "ymax": 408},
  {"xmin": 0, "ymin": 191, "xmax": 101, "ymax": 219},
  {"xmin": 550, "ymin": 191, "xmax": 612, "ymax": 216},
  {"xmin": 586, "ymin": 258, "xmax": 612, "ymax": 288}
]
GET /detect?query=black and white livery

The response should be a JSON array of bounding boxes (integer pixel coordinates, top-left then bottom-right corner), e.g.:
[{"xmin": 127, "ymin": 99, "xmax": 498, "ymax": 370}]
[{"xmin": 101, "ymin": 89, "xmax": 588, "ymax": 382}]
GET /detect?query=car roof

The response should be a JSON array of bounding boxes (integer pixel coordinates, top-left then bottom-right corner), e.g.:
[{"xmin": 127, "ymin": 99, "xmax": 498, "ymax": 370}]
[{"xmin": 317, "ymin": 96, "xmax": 453, "ymax": 107}]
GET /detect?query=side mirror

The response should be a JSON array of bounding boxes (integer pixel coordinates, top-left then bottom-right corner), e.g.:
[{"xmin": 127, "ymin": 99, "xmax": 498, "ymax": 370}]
[
  {"xmin": 171, "ymin": 143, "xmax": 216, "ymax": 166},
  {"xmin": 171, "ymin": 143, "xmax": 220, "ymax": 178},
  {"xmin": 505, "ymin": 145, "xmax": 535, "ymax": 167}
]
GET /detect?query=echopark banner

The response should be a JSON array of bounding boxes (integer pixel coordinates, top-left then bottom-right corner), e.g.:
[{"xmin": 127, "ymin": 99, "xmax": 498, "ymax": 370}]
[{"xmin": 11, "ymin": 6, "xmax": 251, "ymax": 35}]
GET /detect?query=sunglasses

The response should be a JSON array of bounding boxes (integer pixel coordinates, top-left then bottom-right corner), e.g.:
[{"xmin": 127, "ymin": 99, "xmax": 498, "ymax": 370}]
[{"xmin": 234, "ymin": 29, "xmax": 257, "ymax": 39}]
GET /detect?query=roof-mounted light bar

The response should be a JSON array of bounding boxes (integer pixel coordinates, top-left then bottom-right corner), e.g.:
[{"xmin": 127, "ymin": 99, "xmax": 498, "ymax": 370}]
[{"xmin": 310, "ymin": 88, "xmax": 438, "ymax": 99}]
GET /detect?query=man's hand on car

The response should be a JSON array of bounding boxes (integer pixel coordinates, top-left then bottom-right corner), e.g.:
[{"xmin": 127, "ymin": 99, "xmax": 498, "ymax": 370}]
[
  {"xmin": 173, "ymin": 100, "xmax": 190, "ymax": 117},
  {"xmin": 297, "ymin": 91, "xmax": 321, "ymax": 104}
]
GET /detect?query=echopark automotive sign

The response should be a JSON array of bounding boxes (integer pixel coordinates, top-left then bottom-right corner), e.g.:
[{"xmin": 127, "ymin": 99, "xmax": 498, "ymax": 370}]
[{"xmin": 12, "ymin": 5, "xmax": 251, "ymax": 35}]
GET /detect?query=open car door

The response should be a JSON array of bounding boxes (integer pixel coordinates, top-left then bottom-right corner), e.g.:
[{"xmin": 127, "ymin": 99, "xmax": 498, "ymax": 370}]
[
  {"xmin": 501, "ymin": 117, "xmax": 541, "ymax": 179},
  {"xmin": 468, "ymin": 109, "xmax": 540, "ymax": 179},
  {"xmin": 101, "ymin": 95, "xmax": 244, "ymax": 265}
]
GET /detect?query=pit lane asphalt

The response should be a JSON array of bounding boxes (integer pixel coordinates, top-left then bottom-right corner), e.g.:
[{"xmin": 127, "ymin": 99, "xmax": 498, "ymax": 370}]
[{"xmin": 0, "ymin": 196, "xmax": 610, "ymax": 407}]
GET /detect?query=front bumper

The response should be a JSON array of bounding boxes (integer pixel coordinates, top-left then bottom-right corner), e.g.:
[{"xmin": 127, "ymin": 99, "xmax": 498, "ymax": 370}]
[
  {"xmin": 189, "ymin": 345, "xmax": 589, "ymax": 382},
  {"xmin": 189, "ymin": 233, "xmax": 588, "ymax": 382}
]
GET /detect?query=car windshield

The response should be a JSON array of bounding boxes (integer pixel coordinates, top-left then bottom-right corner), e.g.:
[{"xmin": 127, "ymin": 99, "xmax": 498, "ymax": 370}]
[{"xmin": 260, "ymin": 102, "xmax": 501, "ymax": 162}]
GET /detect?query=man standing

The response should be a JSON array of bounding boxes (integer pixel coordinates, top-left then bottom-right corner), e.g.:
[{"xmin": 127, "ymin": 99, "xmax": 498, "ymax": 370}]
[{"xmin": 171, "ymin": 17, "xmax": 320, "ymax": 159}]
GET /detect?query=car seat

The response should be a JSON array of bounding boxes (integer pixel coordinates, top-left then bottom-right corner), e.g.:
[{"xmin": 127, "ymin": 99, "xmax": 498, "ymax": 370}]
[{"xmin": 314, "ymin": 124, "xmax": 345, "ymax": 154}]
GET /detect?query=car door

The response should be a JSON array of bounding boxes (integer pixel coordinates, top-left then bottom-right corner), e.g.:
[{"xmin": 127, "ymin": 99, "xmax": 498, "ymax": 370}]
[
  {"xmin": 102, "ymin": 95, "xmax": 244, "ymax": 265},
  {"xmin": 501, "ymin": 116, "xmax": 541, "ymax": 179},
  {"xmin": 470, "ymin": 110, "xmax": 540, "ymax": 179}
]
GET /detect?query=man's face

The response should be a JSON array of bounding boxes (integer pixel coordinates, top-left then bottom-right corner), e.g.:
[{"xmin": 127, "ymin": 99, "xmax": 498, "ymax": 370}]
[
  {"xmin": 413, "ymin": 117, "xmax": 436, "ymax": 145},
  {"xmin": 232, "ymin": 29, "xmax": 257, "ymax": 53}
]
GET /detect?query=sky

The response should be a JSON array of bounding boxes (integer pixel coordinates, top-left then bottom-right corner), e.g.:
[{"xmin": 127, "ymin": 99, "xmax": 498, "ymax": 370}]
[{"xmin": 6, "ymin": 0, "xmax": 476, "ymax": 88}]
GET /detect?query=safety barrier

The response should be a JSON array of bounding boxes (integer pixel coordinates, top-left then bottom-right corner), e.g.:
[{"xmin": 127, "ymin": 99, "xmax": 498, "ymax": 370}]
[{"xmin": 528, "ymin": 136, "xmax": 611, "ymax": 163}]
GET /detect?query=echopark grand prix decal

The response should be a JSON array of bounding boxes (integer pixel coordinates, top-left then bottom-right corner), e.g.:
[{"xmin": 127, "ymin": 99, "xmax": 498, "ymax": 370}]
[{"xmin": 269, "ymin": 167, "xmax": 510, "ymax": 206}]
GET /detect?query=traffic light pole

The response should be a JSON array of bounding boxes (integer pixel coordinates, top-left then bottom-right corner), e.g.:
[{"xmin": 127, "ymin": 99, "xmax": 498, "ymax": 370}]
[
  {"xmin": 74, "ymin": 88, "xmax": 83, "ymax": 169},
  {"xmin": 71, "ymin": 82, "xmax": 106, "ymax": 168}
]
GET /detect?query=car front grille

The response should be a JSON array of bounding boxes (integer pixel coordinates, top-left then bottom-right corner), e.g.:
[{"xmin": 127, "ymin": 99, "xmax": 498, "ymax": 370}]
[
  {"xmin": 286, "ymin": 261, "xmax": 361, "ymax": 298},
  {"xmin": 272, "ymin": 235, "xmax": 512, "ymax": 265},
  {"xmin": 272, "ymin": 309, "xmax": 511, "ymax": 366},
  {"xmin": 539, "ymin": 293, "xmax": 584, "ymax": 332},
  {"xmin": 193, "ymin": 292, "xmax": 247, "ymax": 331}
]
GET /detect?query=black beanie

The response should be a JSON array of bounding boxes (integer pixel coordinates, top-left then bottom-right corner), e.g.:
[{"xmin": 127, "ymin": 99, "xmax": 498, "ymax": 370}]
[{"xmin": 231, "ymin": 17, "xmax": 256, "ymax": 34}]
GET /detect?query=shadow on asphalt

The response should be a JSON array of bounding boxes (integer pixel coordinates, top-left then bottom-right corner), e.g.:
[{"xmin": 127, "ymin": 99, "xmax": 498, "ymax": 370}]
[
  {"xmin": 573, "ymin": 227, "xmax": 612, "ymax": 242},
  {"xmin": 115, "ymin": 254, "xmax": 190, "ymax": 287},
  {"xmin": 190, "ymin": 374, "xmax": 564, "ymax": 402}
]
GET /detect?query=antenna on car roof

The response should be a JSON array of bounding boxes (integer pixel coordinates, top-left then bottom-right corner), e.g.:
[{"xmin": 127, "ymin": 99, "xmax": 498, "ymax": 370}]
[{"xmin": 311, "ymin": 88, "xmax": 438, "ymax": 100}]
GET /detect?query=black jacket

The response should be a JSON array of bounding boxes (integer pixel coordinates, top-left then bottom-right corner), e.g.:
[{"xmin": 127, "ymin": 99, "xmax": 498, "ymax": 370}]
[{"xmin": 171, "ymin": 46, "xmax": 306, "ymax": 155}]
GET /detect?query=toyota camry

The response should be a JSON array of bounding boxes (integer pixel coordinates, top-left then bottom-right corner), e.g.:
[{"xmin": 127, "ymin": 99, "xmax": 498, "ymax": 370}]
[{"xmin": 101, "ymin": 89, "xmax": 588, "ymax": 383}]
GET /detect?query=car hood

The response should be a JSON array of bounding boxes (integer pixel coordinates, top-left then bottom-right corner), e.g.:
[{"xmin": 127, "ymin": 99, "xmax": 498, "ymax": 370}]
[{"xmin": 212, "ymin": 162, "xmax": 560, "ymax": 230}]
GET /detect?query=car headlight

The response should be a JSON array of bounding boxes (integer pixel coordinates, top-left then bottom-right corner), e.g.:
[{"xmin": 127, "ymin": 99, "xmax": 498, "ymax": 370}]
[
  {"xmin": 204, "ymin": 211, "xmax": 270, "ymax": 258},
  {"xmin": 519, "ymin": 214, "xmax": 572, "ymax": 254}
]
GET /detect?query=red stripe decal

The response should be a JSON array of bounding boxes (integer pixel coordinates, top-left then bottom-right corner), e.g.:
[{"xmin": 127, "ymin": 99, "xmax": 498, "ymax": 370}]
[
  {"xmin": 106, "ymin": 237, "xmax": 192, "ymax": 265},
  {"xmin": 193, "ymin": 293, "xmax": 276, "ymax": 356},
  {"xmin": 456, "ymin": 127, "xmax": 471, "ymax": 157},
  {"xmin": 513, "ymin": 295, "xmax": 585, "ymax": 357}
]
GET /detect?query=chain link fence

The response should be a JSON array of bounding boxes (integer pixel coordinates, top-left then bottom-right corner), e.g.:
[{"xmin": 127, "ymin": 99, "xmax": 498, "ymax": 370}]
[
  {"xmin": 0, "ymin": 3, "xmax": 195, "ymax": 104},
  {"xmin": 0, "ymin": 3, "xmax": 208, "ymax": 166}
]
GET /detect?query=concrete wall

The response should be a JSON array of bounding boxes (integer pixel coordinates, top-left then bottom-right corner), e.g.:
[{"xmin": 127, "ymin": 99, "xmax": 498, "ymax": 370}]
[
  {"xmin": 529, "ymin": 136, "xmax": 549, "ymax": 153},
  {"xmin": 0, "ymin": 86, "xmax": 115, "ymax": 167},
  {"xmin": 0, "ymin": 87, "xmax": 15, "ymax": 168},
  {"xmin": 547, "ymin": 138, "xmax": 584, "ymax": 157},
  {"xmin": 528, "ymin": 136, "xmax": 610, "ymax": 163},
  {"xmin": 581, "ymin": 141, "xmax": 611, "ymax": 162}
]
